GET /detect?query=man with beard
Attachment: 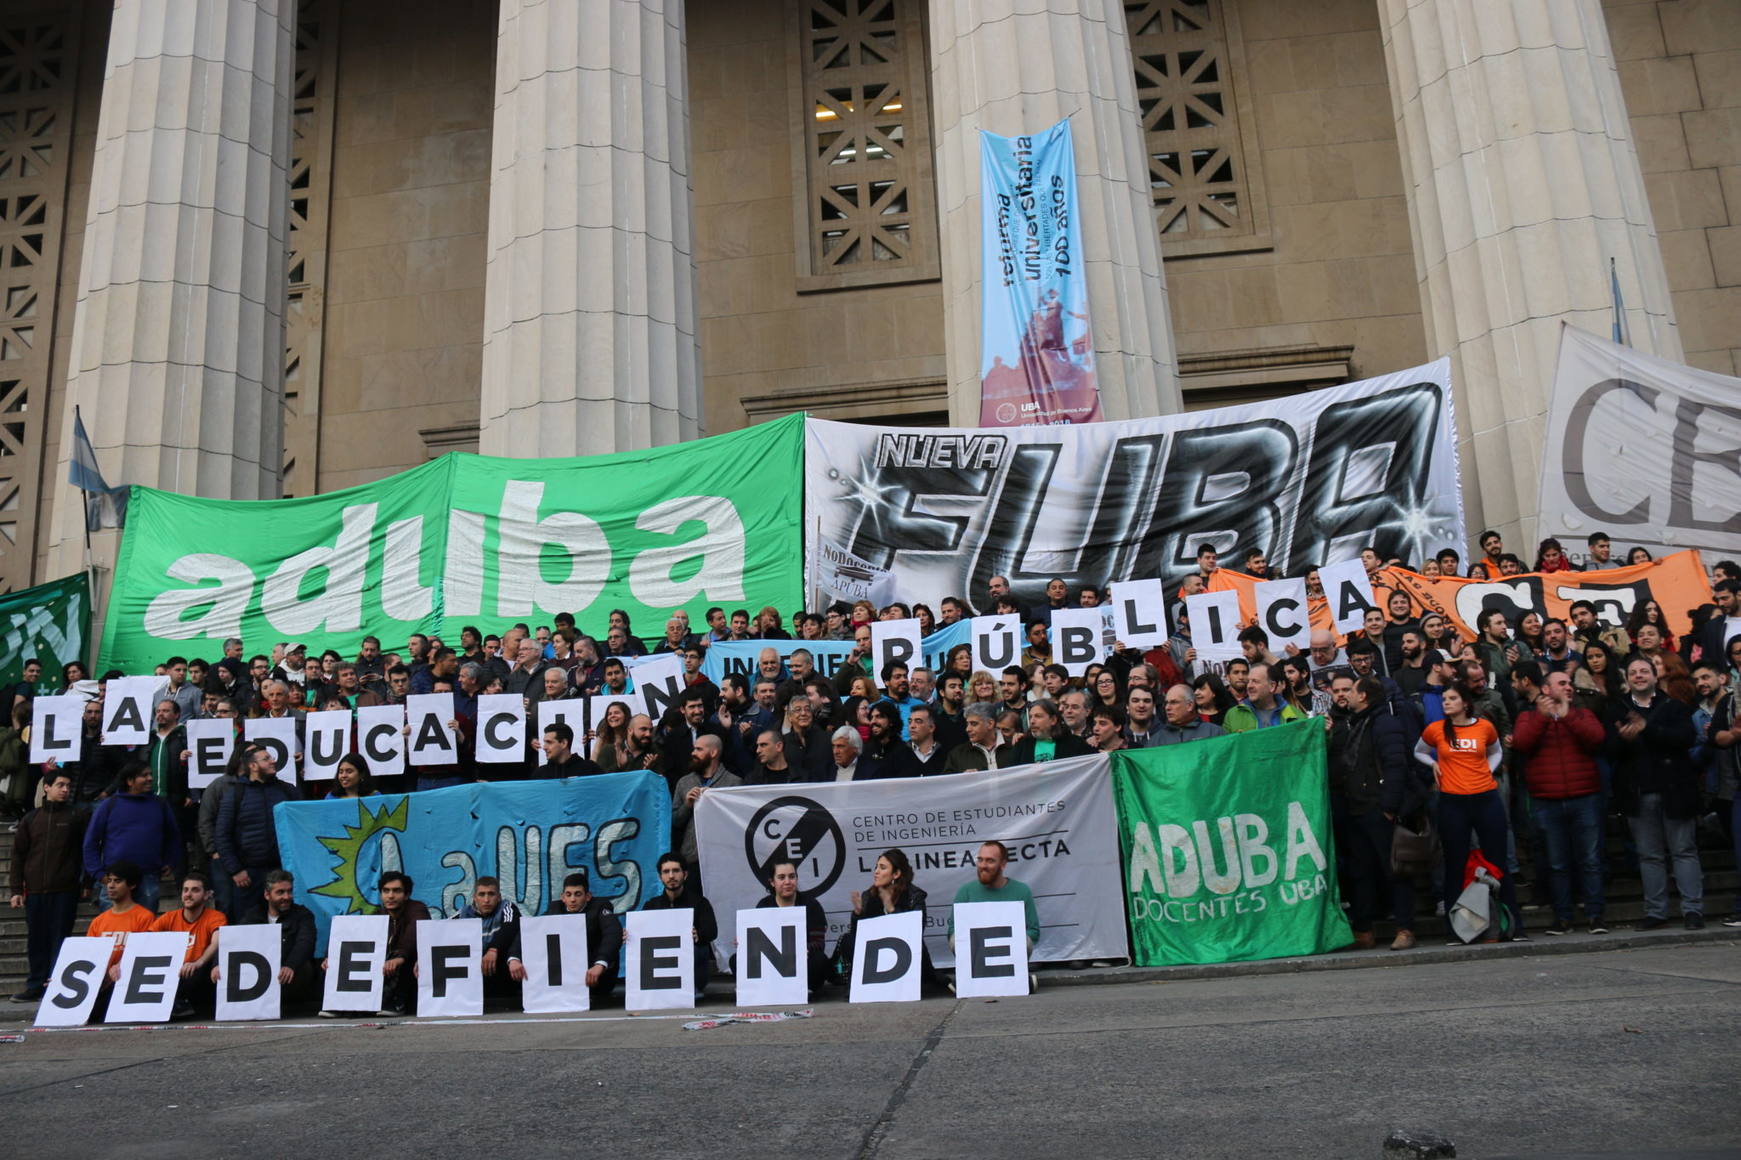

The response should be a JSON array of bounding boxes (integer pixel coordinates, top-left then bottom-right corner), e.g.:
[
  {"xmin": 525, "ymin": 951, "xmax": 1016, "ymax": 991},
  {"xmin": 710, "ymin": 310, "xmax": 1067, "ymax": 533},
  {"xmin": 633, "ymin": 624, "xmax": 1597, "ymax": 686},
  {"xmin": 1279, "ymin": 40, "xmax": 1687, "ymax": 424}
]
[
  {"xmin": 948, "ymin": 840, "xmax": 1040, "ymax": 993},
  {"xmin": 862, "ymin": 701, "xmax": 918, "ymax": 779},
  {"xmin": 1392, "ymin": 629, "xmax": 1432, "ymax": 696},
  {"xmin": 670, "ymin": 735, "xmax": 740, "ymax": 876}
]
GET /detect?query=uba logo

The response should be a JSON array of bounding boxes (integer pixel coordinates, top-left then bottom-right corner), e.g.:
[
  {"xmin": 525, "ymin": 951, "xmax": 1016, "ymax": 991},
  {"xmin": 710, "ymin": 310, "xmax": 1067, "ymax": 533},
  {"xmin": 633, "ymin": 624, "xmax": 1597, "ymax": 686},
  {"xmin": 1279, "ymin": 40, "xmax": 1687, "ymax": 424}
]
[{"xmin": 745, "ymin": 796, "xmax": 845, "ymax": 899}]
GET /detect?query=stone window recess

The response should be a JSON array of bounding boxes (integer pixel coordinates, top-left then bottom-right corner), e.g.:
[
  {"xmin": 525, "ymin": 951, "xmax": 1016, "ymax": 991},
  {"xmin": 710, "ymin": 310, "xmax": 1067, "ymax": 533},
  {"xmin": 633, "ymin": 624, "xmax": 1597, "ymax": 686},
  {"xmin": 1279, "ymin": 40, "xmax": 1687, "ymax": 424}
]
[
  {"xmin": 281, "ymin": 0, "xmax": 337, "ymax": 499},
  {"xmin": 1125, "ymin": 0, "xmax": 1270, "ymax": 257},
  {"xmin": 0, "ymin": 14, "xmax": 76, "ymax": 592},
  {"xmin": 789, "ymin": 0, "xmax": 940, "ymax": 291}
]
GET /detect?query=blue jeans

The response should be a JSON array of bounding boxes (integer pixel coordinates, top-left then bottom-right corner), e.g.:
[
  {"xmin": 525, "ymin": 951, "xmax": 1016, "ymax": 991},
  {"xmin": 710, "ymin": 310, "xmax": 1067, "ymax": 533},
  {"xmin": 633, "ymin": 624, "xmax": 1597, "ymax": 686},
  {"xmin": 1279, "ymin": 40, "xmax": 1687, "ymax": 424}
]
[
  {"xmin": 1627, "ymin": 793, "xmax": 1702, "ymax": 918},
  {"xmin": 1531, "ymin": 794, "xmax": 1604, "ymax": 924},
  {"xmin": 1437, "ymin": 789, "xmax": 1520, "ymax": 933},
  {"xmin": 24, "ymin": 890, "xmax": 80, "ymax": 990}
]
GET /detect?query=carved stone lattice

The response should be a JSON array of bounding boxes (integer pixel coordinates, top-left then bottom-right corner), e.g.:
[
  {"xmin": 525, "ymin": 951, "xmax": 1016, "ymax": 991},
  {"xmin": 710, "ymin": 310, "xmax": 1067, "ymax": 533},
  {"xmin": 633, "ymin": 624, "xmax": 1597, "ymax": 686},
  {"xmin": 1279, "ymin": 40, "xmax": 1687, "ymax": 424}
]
[
  {"xmin": 282, "ymin": 0, "xmax": 335, "ymax": 497},
  {"xmin": 792, "ymin": 0, "xmax": 938, "ymax": 290},
  {"xmin": 0, "ymin": 14, "xmax": 74, "ymax": 592},
  {"xmin": 1125, "ymin": 0, "xmax": 1267, "ymax": 253}
]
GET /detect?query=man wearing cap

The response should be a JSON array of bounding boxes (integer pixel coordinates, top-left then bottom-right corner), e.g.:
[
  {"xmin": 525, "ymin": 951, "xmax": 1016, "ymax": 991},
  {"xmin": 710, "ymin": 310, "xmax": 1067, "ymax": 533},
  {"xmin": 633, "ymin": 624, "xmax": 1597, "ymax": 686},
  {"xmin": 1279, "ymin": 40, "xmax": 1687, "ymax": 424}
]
[{"xmin": 270, "ymin": 643, "xmax": 312, "ymax": 705}]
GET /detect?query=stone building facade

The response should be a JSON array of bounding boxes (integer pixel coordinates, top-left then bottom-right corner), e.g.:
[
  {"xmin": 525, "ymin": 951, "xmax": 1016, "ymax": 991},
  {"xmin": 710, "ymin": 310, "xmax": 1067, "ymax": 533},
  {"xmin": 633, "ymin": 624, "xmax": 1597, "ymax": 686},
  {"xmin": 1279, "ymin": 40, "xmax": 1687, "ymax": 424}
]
[{"xmin": 0, "ymin": 0, "xmax": 1735, "ymax": 595}]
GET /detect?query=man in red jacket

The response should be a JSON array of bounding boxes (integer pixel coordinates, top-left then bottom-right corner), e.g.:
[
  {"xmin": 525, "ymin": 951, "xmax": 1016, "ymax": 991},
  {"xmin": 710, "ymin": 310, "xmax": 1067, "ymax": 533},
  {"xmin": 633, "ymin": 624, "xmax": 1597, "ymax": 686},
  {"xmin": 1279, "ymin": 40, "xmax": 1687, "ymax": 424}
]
[{"xmin": 1513, "ymin": 670, "xmax": 1607, "ymax": 935}]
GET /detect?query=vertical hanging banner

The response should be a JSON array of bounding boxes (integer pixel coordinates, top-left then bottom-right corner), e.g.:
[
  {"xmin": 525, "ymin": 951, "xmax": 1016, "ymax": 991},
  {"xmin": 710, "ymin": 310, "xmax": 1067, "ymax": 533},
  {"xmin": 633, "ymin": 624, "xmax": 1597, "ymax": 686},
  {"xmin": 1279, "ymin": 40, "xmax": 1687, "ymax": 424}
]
[
  {"xmin": 0, "ymin": 573, "xmax": 88, "ymax": 694},
  {"xmin": 979, "ymin": 121, "xmax": 1101, "ymax": 427},
  {"xmin": 1111, "ymin": 720, "xmax": 1352, "ymax": 967}
]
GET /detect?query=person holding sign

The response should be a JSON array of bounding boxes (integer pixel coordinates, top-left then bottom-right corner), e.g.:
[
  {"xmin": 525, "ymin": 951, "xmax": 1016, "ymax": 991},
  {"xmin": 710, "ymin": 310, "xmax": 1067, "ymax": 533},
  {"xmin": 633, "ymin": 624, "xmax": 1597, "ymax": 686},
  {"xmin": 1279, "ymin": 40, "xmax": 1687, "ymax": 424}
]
[
  {"xmin": 214, "ymin": 744, "xmax": 303, "ymax": 921},
  {"xmin": 641, "ymin": 853, "xmax": 717, "ymax": 1004},
  {"xmin": 148, "ymin": 871, "xmax": 228, "ymax": 1020},
  {"xmin": 85, "ymin": 861, "xmax": 159, "ymax": 986},
  {"xmin": 376, "ymin": 871, "xmax": 432, "ymax": 1016},
  {"xmin": 948, "ymin": 841, "xmax": 1039, "ymax": 994},
  {"xmin": 751, "ymin": 860, "xmax": 830, "ymax": 995},
  {"xmin": 840, "ymin": 848, "xmax": 937, "ymax": 988},
  {"xmin": 213, "ymin": 869, "xmax": 317, "ymax": 1008},
  {"xmin": 507, "ymin": 870, "xmax": 621, "ymax": 1008}
]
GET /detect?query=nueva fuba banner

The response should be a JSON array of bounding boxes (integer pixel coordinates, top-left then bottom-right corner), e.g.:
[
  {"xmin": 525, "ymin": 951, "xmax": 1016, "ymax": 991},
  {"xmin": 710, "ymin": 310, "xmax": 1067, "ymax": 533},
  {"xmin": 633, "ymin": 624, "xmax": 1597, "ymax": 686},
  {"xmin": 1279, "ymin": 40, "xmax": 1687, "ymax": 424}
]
[
  {"xmin": 806, "ymin": 359, "xmax": 1464, "ymax": 611},
  {"xmin": 979, "ymin": 120, "xmax": 1101, "ymax": 427},
  {"xmin": 100, "ymin": 416, "xmax": 806, "ymax": 673},
  {"xmin": 1112, "ymin": 720, "xmax": 1352, "ymax": 967}
]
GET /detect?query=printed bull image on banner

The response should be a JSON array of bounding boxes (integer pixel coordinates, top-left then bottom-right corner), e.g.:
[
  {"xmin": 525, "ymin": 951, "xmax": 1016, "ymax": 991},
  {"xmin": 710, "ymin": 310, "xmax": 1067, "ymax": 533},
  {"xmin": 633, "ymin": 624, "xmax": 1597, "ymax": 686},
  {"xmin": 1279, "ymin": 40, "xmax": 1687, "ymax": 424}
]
[
  {"xmin": 99, "ymin": 415, "xmax": 805, "ymax": 675},
  {"xmin": 979, "ymin": 120, "xmax": 1100, "ymax": 427},
  {"xmin": 274, "ymin": 772, "xmax": 671, "ymax": 950},
  {"xmin": 805, "ymin": 359, "xmax": 1463, "ymax": 611},
  {"xmin": 691, "ymin": 755, "xmax": 1128, "ymax": 971},
  {"xmin": 1539, "ymin": 324, "xmax": 1741, "ymax": 562},
  {"xmin": 1112, "ymin": 720, "xmax": 1352, "ymax": 967}
]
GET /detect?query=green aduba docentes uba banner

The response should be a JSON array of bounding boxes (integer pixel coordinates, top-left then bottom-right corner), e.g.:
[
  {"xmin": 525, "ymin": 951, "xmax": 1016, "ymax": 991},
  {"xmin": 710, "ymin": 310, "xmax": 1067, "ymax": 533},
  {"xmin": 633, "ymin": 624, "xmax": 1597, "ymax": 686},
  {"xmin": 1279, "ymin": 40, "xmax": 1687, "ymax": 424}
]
[
  {"xmin": 1111, "ymin": 720, "xmax": 1353, "ymax": 966},
  {"xmin": 0, "ymin": 572, "xmax": 89, "ymax": 689},
  {"xmin": 100, "ymin": 415, "xmax": 807, "ymax": 674}
]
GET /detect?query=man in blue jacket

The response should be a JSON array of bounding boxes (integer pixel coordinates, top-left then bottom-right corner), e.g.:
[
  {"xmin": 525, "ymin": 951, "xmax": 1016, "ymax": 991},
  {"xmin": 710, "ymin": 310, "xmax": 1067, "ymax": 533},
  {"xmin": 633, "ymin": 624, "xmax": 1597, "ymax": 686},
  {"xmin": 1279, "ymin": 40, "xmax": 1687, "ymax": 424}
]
[
  {"xmin": 214, "ymin": 743, "xmax": 304, "ymax": 921},
  {"xmin": 82, "ymin": 762, "xmax": 181, "ymax": 913}
]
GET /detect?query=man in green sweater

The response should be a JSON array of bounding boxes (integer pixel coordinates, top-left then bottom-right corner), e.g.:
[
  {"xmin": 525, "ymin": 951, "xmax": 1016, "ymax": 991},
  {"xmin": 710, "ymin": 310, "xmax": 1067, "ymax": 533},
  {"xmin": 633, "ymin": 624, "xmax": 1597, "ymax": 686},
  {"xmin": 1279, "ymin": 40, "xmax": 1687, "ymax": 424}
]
[{"xmin": 948, "ymin": 839, "xmax": 1040, "ymax": 993}]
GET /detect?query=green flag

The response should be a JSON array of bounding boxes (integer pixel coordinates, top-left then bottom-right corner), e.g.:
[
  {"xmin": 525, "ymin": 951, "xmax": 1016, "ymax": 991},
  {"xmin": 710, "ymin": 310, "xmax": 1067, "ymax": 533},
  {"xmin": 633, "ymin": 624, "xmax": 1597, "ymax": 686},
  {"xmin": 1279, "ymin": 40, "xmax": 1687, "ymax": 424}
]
[
  {"xmin": 0, "ymin": 572, "xmax": 89, "ymax": 691},
  {"xmin": 100, "ymin": 415, "xmax": 806, "ymax": 673},
  {"xmin": 1111, "ymin": 720, "xmax": 1352, "ymax": 966}
]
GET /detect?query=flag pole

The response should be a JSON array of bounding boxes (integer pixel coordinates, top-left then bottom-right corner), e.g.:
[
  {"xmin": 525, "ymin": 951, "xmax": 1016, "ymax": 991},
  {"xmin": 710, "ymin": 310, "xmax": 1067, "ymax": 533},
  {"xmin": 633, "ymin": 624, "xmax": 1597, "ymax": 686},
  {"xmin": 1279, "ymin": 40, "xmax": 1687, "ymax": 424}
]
[{"xmin": 74, "ymin": 405, "xmax": 99, "ymax": 673}]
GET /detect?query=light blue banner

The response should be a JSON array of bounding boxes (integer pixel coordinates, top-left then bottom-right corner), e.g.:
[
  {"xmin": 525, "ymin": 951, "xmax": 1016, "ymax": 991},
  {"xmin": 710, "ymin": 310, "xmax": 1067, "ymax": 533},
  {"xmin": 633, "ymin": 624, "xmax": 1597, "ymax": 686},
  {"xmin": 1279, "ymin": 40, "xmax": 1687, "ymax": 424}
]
[
  {"xmin": 274, "ymin": 771, "xmax": 671, "ymax": 950},
  {"xmin": 700, "ymin": 620, "xmax": 974, "ymax": 685},
  {"xmin": 978, "ymin": 119, "xmax": 1100, "ymax": 426}
]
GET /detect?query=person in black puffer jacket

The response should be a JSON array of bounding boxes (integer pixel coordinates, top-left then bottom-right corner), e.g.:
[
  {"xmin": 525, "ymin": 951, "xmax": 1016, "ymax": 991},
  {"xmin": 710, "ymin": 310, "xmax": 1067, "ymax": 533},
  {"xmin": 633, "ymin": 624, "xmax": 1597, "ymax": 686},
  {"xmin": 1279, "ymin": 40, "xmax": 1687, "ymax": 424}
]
[
  {"xmin": 214, "ymin": 742, "xmax": 303, "ymax": 922},
  {"xmin": 1328, "ymin": 675, "xmax": 1427, "ymax": 950}
]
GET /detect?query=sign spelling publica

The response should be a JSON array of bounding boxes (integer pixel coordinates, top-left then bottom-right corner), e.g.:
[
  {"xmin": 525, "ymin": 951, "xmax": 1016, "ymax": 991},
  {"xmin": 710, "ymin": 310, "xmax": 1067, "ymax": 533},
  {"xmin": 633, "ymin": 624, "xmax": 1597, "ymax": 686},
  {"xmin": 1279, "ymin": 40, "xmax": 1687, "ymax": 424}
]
[
  {"xmin": 1111, "ymin": 579, "xmax": 1168, "ymax": 649},
  {"xmin": 971, "ymin": 614, "xmax": 1021, "ymax": 673},
  {"xmin": 871, "ymin": 618, "xmax": 924, "ymax": 681},
  {"xmin": 1315, "ymin": 559, "xmax": 1377, "ymax": 633},
  {"xmin": 1253, "ymin": 577, "xmax": 1312, "ymax": 653},
  {"xmin": 1048, "ymin": 608, "xmax": 1106, "ymax": 676},
  {"xmin": 1184, "ymin": 589, "xmax": 1243, "ymax": 663}
]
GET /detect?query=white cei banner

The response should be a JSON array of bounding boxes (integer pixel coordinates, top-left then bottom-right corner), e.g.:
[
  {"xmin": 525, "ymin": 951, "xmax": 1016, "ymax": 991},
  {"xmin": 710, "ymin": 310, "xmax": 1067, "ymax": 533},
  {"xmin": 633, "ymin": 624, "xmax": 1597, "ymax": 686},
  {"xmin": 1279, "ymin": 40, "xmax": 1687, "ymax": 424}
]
[
  {"xmin": 806, "ymin": 357, "xmax": 1463, "ymax": 610},
  {"xmin": 693, "ymin": 753, "xmax": 1127, "ymax": 970},
  {"xmin": 1539, "ymin": 324, "xmax": 1741, "ymax": 561}
]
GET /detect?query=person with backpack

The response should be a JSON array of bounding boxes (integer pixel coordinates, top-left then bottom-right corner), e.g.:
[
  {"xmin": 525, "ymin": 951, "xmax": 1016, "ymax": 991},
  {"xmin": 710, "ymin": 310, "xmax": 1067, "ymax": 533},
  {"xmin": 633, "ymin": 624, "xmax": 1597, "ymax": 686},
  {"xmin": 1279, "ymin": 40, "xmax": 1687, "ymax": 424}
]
[{"xmin": 1415, "ymin": 683, "xmax": 1522, "ymax": 941}]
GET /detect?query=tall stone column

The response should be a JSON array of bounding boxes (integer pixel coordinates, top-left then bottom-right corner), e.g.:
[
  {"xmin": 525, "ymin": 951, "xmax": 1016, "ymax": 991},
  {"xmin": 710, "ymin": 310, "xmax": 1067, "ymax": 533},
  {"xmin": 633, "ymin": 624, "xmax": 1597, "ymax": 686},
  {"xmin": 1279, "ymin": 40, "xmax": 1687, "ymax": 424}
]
[
  {"xmin": 928, "ymin": 0, "xmax": 1181, "ymax": 424},
  {"xmin": 49, "ymin": 0, "xmax": 294, "ymax": 577},
  {"xmin": 1379, "ymin": 0, "xmax": 1681, "ymax": 543},
  {"xmin": 479, "ymin": 0, "xmax": 701, "ymax": 457}
]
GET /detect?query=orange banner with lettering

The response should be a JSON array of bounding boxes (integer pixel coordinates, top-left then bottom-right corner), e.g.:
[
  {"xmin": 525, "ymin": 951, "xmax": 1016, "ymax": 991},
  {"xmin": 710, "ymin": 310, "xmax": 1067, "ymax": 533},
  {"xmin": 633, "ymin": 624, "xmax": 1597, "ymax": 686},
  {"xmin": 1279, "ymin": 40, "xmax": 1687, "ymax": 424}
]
[{"xmin": 1204, "ymin": 550, "xmax": 1710, "ymax": 643}]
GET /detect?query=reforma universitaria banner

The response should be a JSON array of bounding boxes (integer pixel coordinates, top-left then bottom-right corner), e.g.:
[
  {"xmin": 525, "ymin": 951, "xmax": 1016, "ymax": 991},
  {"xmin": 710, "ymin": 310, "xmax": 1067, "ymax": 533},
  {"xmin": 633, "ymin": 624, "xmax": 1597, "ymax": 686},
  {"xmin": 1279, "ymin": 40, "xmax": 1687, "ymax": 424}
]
[
  {"xmin": 1113, "ymin": 720, "xmax": 1352, "ymax": 967},
  {"xmin": 100, "ymin": 415, "xmax": 806, "ymax": 674},
  {"xmin": 274, "ymin": 770, "xmax": 673, "ymax": 949},
  {"xmin": 979, "ymin": 120, "xmax": 1101, "ymax": 427},
  {"xmin": 806, "ymin": 358, "xmax": 1464, "ymax": 613},
  {"xmin": 1539, "ymin": 324, "xmax": 1741, "ymax": 566}
]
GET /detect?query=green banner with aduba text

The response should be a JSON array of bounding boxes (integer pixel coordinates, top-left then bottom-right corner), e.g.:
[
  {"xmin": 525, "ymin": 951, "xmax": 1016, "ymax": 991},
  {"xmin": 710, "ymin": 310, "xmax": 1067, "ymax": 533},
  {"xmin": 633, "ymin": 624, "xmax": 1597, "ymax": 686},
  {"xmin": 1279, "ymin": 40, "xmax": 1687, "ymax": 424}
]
[
  {"xmin": 1111, "ymin": 720, "xmax": 1352, "ymax": 967},
  {"xmin": 100, "ymin": 416, "xmax": 807, "ymax": 674}
]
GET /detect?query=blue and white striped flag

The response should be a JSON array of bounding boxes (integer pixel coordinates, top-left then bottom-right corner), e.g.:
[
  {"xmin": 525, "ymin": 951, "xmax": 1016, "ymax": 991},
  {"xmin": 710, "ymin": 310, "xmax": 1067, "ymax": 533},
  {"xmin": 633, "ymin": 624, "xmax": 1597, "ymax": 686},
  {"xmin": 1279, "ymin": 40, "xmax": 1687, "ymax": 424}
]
[{"xmin": 67, "ymin": 406, "xmax": 127, "ymax": 529}]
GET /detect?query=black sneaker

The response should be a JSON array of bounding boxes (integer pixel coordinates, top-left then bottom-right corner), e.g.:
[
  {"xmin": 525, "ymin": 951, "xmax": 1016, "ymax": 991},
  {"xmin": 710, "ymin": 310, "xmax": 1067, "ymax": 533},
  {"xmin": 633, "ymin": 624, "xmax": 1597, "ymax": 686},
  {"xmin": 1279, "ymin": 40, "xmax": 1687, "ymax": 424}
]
[
  {"xmin": 1588, "ymin": 920, "xmax": 1609, "ymax": 934},
  {"xmin": 1721, "ymin": 915, "xmax": 1741, "ymax": 929},
  {"xmin": 1684, "ymin": 913, "xmax": 1705, "ymax": 930},
  {"xmin": 8, "ymin": 988, "xmax": 44, "ymax": 1004},
  {"xmin": 1543, "ymin": 921, "xmax": 1572, "ymax": 936},
  {"xmin": 169, "ymin": 1002, "xmax": 196, "ymax": 1021},
  {"xmin": 1637, "ymin": 916, "xmax": 1669, "ymax": 930}
]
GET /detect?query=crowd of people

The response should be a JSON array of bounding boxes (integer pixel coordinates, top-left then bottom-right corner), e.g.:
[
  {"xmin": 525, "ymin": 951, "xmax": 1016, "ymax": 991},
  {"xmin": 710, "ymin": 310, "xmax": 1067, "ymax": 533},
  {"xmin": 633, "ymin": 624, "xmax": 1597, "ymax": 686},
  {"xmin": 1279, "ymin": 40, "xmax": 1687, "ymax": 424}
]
[{"xmin": 6, "ymin": 526, "xmax": 1737, "ymax": 1015}]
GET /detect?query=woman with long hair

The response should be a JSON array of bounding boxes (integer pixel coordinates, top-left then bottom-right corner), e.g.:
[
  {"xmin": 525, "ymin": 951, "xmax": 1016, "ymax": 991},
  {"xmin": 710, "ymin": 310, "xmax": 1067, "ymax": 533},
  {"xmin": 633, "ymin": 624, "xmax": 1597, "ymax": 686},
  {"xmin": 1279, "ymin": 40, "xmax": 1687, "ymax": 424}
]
[
  {"xmin": 1628, "ymin": 546, "xmax": 1654, "ymax": 565},
  {"xmin": 840, "ymin": 847, "xmax": 934, "ymax": 985},
  {"xmin": 1192, "ymin": 672, "xmax": 1234, "ymax": 726},
  {"xmin": 1089, "ymin": 667, "xmax": 1124, "ymax": 711},
  {"xmin": 846, "ymin": 673, "xmax": 880, "ymax": 703},
  {"xmin": 1626, "ymin": 599, "xmax": 1676, "ymax": 653},
  {"xmin": 1535, "ymin": 538, "xmax": 1574, "ymax": 573},
  {"xmin": 592, "ymin": 700, "xmax": 632, "ymax": 770},
  {"xmin": 1517, "ymin": 611, "xmax": 1546, "ymax": 656},
  {"xmin": 944, "ymin": 643, "xmax": 974, "ymax": 683},
  {"xmin": 325, "ymin": 753, "xmax": 378, "ymax": 799},
  {"xmin": 1574, "ymin": 639, "xmax": 1623, "ymax": 714},
  {"xmin": 1415, "ymin": 684, "xmax": 1519, "ymax": 940},
  {"xmin": 968, "ymin": 669, "xmax": 998, "ymax": 705},
  {"xmin": 913, "ymin": 603, "xmax": 936, "ymax": 637},
  {"xmin": 1655, "ymin": 651, "xmax": 1697, "ymax": 705}
]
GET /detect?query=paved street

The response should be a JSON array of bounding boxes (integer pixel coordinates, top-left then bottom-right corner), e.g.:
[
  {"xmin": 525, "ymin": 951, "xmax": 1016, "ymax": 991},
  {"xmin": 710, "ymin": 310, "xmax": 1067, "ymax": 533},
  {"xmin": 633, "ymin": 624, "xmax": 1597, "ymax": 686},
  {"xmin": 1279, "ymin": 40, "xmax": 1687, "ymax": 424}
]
[{"xmin": 1, "ymin": 942, "xmax": 1738, "ymax": 1159}]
